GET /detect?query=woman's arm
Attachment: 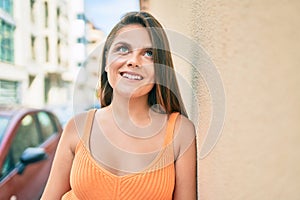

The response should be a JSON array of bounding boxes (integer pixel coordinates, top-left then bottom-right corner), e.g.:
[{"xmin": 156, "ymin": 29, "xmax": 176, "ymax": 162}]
[
  {"xmin": 41, "ymin": 116, "xmax": 81, "ymax": 199},
  {"xmin": 173, "ymin": 116, "xmax": 197, "ymax": 200}
]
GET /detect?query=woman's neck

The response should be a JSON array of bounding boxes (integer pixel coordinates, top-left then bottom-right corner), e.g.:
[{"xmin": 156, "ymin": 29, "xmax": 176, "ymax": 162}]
[
  {"xmin": 106, "ymin": 92, "xmax": 167, "ymax": 138},
  {"xmin": 110, "ymin": 93, "xmax": 151, "ymax": 125}
]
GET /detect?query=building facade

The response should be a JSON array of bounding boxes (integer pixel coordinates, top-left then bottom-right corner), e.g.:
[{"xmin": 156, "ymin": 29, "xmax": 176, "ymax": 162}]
[
  {"xmin": 72, "ymin": 20, "xmax": 106, "ymax": 112},
  {"xmin": 0, "ymin": 0, "xmax": 86, "ymax": 108},
  {"xmin": 0, "ymin": 0, "xmax": 24, "ymax": 105}
]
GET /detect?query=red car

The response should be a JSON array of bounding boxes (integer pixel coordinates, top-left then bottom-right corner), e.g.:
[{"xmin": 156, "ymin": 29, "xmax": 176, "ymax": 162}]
[{"xmin": 0, "ymin": 107, "xmax": 62, "ymax": 200}]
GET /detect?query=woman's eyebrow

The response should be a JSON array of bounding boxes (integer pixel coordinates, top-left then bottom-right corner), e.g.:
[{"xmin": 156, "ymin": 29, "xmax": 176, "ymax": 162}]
[
  {"xmin": 113, "ymin": 41, "xmax": 131, "ymax": 47},
  {"xmin": 144, "ymin": 47, "xmax": 153, "ymax": 50},
  {"xmin": 113, "ymin": 41, "xmax": 152, "ymax": 49}
]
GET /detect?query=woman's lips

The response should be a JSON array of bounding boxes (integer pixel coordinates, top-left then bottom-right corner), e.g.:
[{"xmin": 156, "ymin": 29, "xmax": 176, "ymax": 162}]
[{"xmin": 120, "ymin": 71, "xmax": 144, "ymax": 80}]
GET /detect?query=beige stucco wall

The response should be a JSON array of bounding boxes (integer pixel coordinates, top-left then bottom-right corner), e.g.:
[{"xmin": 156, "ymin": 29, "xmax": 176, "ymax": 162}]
[{"xmin": 141, "ymin": 0, "xmax": 300, "ymax": 199}]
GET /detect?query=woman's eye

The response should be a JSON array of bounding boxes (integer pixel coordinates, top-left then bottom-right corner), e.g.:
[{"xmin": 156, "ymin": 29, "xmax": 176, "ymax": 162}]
[
  {"xmin": 144, "ymin": 50, "xmax": 153, "ymax": 58},
  {"xmin": 117, "ymin": 46, "xmax": 129, "ymax": 54}
]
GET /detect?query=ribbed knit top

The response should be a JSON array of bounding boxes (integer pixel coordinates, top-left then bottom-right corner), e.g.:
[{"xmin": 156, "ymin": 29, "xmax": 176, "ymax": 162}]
[{"xmin": 62, "ymin": 109, "xmax": 179, "ymax": 200}]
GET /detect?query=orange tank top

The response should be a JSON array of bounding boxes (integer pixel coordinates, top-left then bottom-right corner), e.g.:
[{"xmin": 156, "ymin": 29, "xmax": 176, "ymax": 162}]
[{"xmin": 62, "ymin": 110, "xmax": 179, "ymax": 200}]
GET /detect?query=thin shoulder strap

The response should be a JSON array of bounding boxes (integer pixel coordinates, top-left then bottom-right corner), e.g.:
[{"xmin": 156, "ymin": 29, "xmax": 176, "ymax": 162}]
[
  {"xmin": 163, "ymin": 112, "xmax": 180, "ymax": 147},
  {"xmin": 82, "ymin": 109, "xmax": 97, "ymax": 147}
]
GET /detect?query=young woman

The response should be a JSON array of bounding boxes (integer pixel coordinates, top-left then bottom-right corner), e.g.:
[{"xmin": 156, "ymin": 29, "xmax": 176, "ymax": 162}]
[{"xmin": 41, "ymin": 11, "xmax": 196, "ymax": 200}]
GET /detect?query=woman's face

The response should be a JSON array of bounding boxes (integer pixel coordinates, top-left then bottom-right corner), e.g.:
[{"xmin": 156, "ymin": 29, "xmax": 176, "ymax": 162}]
[{"xmin": 105, "ymin": 24, "xmax": 155, "ymax": 99}]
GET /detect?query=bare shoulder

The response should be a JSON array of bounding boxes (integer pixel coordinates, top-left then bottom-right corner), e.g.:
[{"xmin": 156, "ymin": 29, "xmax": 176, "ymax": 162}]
[
  {"xmin": 62, "ymin": 110, "xmax": 90, "ymax": 151},
  {"xmin": 172, "ymin": 114, "xmax": 197, "ymax": 199},
  {"xmin": 173, "ymin": 114, "xmax": 196, "ymax": 159},
  {"xmin": 174, "ymin": 114, "xmax": 195, "ymax": 135}
]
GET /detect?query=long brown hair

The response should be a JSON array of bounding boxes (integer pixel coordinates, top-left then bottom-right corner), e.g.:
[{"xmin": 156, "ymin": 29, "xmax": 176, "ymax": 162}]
[{"xmin": 99, "ymin": 11, "xmax": 188, "ymax": 117}]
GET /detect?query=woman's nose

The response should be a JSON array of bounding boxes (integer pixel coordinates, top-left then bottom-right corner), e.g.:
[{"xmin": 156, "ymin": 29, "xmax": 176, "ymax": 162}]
[{"xmin": 126, "ymin": 51, "xmax": 141, "ymax": 68}]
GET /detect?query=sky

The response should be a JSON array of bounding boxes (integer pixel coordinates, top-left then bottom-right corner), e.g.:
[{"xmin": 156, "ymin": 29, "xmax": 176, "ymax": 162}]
[{"xmin": 85, "ymin": 0, "xmax": 140, "ymax": 34}]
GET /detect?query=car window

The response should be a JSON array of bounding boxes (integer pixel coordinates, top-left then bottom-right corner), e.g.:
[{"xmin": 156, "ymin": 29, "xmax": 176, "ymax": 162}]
[
  {"xmin": 0, "ymin": 114, "xmax": 41, "ymax": 179},
  {"xmin": 36, "ymin": 111, "xmax": 57, "ymax": 141},
  {"xmin": 0, "ymin": 150, "xmax": 14, "ymax": 180},
  {"xmin": 0, "ymin": 116, "xmax": 9, "ymax": 144},
  {"xmin": 12, "ymin": 114, "xmax": 41, "ymax": 162}
]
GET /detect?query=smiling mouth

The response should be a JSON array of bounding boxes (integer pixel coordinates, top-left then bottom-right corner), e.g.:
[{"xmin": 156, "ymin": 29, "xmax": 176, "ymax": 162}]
[{"xmin": 120, "ymin": 72, "xmax": 143, "ymax": 80}]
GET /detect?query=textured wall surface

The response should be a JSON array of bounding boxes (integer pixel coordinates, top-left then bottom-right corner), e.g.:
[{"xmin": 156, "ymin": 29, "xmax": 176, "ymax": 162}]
[{"xmin": 142, "ymin": 0, "xmax": 300, "ymax": 199}]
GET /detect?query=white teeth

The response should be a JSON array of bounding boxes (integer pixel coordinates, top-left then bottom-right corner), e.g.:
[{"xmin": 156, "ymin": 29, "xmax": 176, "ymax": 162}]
[{"xmin": 122, "ymin": 73, "xmax": 143, "ymax": 80}]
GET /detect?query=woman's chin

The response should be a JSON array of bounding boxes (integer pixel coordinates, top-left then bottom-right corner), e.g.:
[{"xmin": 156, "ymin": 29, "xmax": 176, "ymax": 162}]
[{"xmin": 114, "ymin": 85, "xmax": 153, "ymax": 99}]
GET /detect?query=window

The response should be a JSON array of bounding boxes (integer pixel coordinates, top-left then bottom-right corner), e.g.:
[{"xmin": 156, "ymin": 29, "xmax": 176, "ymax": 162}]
[
  {"xmin": 30, "ymin": 0, "xmax": 36, "ymax": 23},
  {"xmin": 44, "ymin": 1, "xmax": 48, "ymax": 28},
  {"xmin": 76, "ymin": 13, "xmax": 85, "ymax": 21},
  {"xmin": 0, "ymin": 114, "xmax": 40, "ymax": 179},
  {"xmin": 77, "ymin": 37, "xmax": 86, "ymax": 44},
  {"xmin": 36, "ymin": 111, "xmax": 57, "ymax": 141},
  {"xmin": 31, "ymin": 35, "xmax": 36, "ymax": 60},
  {"xmin": 0, "ymin": 19, "xmax": 14, "ymax": 63},
  {"xmin": 0, "ymin": 116, "xmax": 9, "ymax": 144},
  {"xmin": 30, "ymin": 0, "xmax": 35, "ymax": 9},
  {"xmin": 56, "ymin": 8, "xmax": 60, "ymax": 32},
  {"xmin": 11, "ymin": 115, "xmax": 41, "ymax": 162},
  {"xmin": 0, "ymin": 150, "xmax": 14, "ymax": 180},
  {"xmin": 56, "ymin": 7, "xmax": 60, "ymax": 18},
  {"xmin": 45, "ymin": 36, "xmax": 49, "ymax": 62},
  {"xmin": 57, "ymin": 39, "xmax": 61, "ymax": 64},
  {"xmin": 0, "ymin": 0, "xmax": 13, "ymax": 15},
  {"xmin": 0, "ymin": 80, "xmax": 20, "ymax": 104}
]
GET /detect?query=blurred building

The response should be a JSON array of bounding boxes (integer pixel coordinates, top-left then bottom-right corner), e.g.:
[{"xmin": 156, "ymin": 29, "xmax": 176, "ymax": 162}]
[
  {"xmin": 86, "ymin": 20, "xmax": 106, "ymax": 55},
  {"xmin": 0, "ymin": 0, "xmax": 86, "ymax": 108},
  {"xmin": 72, "ymin": 20, "xmax": 106, "ymax": 112},
  {"xmin": 0, "ymin": 0, "xmax": 24, "ymax": 105}
]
